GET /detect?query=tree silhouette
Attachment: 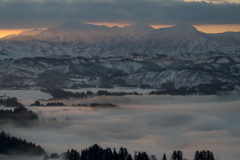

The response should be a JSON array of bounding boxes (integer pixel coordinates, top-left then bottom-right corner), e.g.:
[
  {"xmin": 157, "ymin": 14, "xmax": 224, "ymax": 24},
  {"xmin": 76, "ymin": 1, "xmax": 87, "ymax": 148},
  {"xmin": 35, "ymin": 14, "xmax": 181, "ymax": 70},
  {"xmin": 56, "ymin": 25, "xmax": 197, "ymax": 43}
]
[
  {"xmin": 195, "ymin": 150, "xmax": 215, "ymax": 160},
  {"xmin": 0, "ymin": 131, "xmax": 46, "ymax": 156},
  {"xmin": 172, "ymin": 150, "xmax": 183, "ymax": 160},
  {"xmin": 162, "ymin": 153, "xmax": 167, "ymax": 160}
]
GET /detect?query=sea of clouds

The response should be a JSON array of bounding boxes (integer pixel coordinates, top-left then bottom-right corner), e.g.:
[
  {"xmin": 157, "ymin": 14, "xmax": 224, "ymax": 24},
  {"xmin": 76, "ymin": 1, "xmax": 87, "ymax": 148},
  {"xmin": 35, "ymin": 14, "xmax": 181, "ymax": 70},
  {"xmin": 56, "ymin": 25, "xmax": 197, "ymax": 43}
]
[{"xmin": 1, "ymin": 94, "xmax": 240, "ymax": 160}]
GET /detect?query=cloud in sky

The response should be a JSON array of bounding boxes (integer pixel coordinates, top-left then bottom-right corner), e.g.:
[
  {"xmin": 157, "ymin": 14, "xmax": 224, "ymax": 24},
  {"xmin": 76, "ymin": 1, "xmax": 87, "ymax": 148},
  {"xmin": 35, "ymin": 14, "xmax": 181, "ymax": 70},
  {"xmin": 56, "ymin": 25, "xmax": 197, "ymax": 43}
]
[
  {"xmin": 0, "ymin": 0, "xmax": 240, "ymax": 29},
  {"xmin": 2, "ymin": 94, "xmax": 240, "ymax": 160}
]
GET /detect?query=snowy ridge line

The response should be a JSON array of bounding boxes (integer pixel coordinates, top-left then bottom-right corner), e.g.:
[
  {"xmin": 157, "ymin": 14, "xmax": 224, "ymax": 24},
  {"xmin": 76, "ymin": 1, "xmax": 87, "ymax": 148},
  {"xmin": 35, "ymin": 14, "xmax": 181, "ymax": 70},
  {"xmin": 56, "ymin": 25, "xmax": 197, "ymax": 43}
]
[
  {"xmin": 0, "ymin": 57, "xmax": 239, "ymax": 93},
  {"xmin": 0, "ymin": 22, "xmax": 240, "ymax": 60}
]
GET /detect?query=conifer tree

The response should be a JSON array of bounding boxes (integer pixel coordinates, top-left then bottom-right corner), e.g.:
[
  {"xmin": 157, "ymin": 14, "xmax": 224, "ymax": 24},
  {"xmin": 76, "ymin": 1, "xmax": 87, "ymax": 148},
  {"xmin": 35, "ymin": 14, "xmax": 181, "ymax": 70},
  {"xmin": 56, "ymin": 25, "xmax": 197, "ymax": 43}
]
[
  {"xmin": 194, "ymin": 151, "xmax": 200, "ymax": 160},
  {"xmin": 171, "ymin": 150, "xmax": 183, "ymax": 160},
  {"xmin": 195, "ymin": 150, "xmax": 215, "ymax": 160},
  {"xmin": 177, "ymin": 150, "xmax": 183, "ymax": 160},
  {"xmin": 162, "ymin": 153, "xmax": 167, "ymax": 160},
  {"xmin": 172, "ymin": 151, "xmax": 177, "ymax": 160}
]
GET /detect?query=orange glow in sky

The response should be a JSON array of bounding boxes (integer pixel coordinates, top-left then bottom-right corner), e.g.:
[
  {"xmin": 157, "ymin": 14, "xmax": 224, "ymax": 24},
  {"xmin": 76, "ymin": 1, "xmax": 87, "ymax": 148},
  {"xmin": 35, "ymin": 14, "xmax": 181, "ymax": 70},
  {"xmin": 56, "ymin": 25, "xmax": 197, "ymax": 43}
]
[
  {"xmin": 0, "ymin": 29, "xmax": 28, "ymax": 38},
  {"xmin": 87, "ymin": 22, "xmax": 240, "ymax": 33},
  {"xmin": 194, "ymin": 24, "xmax": 240, "ymax": 33},
  {"xmin": 86, "ymin": 22, "xmax": 174, "ymax": 29},
  {"xmin": 0, "ymin": 24, "xmax": 240, "ymax": 38},
  {"xmin": 152, "ymin": 24, "xmax": 240, "ymax": 33}
]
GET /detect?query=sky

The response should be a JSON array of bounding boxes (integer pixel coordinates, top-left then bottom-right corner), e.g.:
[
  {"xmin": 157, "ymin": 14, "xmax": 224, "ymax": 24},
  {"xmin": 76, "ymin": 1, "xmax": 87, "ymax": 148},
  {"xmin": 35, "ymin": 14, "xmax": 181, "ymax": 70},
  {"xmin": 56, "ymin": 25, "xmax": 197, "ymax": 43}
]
[
  {"xmin": 2, "ymin": 94, "xmax": 240, "ymax": 160},
  {"xmin": 0, "ymin": 0, "xmax": 240, "ymax": 37}
]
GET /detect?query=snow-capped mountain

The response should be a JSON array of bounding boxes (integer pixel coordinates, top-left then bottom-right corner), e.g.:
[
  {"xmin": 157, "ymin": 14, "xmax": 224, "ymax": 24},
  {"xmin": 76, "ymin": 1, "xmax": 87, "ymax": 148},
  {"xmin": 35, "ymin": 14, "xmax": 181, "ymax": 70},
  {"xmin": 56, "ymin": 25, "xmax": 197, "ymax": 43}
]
[
  {"xmin": 0, "ymin": 21, "xmax": 240, "ymax": 93},
  {"xmin": 207, "ymin": 31, "xmax": 240, "ymax": 45},
  {"xmin": 135, "ymin": 23, "xmax": 240, "ymax": 55},
  {"xmin": 0, "ymin": 21, "xmax": 239, "ymax": 59},
  {"xmin": 19, "ymin": 28, "xmax": 45, "ymax": 36},
  {"xmin": 1, "ymin": 34, "xmax": 18, "ymax": 40},
  {"xmin": 1, "ymin": 28, "xmax": 45, "ymax": 41},
  {"xmin": 34, "ymin": 21, "xmax": 109, "ymax": 42},
  {"xmin": 5, "ymin": 21, "xmax": 154, "ymax": 43},
  {"xmin": 123, "ymin": 23, "xmax": 155, "ymax": 39},
  {"xmin": 54, "ymin": 21, "xmax": 108, "ymax": 31}
]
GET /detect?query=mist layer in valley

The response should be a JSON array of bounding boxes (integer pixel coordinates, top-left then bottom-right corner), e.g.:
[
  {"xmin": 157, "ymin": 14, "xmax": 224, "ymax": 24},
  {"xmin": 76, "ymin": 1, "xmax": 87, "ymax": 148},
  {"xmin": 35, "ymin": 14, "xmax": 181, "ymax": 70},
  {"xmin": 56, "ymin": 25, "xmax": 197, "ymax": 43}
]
[{"xmin": 1, "ymin": 93, "xmax": 240, "ymax": 160}]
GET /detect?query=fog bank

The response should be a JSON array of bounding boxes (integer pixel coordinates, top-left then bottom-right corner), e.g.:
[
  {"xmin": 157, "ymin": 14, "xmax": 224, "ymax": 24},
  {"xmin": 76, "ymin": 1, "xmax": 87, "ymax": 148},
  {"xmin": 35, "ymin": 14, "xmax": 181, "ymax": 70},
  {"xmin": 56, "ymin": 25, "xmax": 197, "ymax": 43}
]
[{"xmin": 1, "ymin": 94, "xmax": 240, "ymax": 160}]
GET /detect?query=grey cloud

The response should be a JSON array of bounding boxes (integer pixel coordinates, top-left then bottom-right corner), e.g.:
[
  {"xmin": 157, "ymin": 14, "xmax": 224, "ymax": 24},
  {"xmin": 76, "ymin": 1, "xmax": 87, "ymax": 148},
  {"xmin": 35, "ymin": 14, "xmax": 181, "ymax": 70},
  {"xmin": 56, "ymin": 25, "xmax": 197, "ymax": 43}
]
[{"xmin": 0, "ymin": 0, "xmax": 240, "ymax": 29}]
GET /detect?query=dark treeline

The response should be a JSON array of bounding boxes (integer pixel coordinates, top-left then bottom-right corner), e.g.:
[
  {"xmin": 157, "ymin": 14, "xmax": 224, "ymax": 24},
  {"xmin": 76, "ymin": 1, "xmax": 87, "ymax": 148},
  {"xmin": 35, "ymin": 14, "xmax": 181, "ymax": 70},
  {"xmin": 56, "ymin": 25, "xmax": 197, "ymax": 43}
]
[
  {"xmin": 30, "ymin": 100, "xmax": 66, "ymax": 106},
  {"xmin": 64, "ymin": 144, "xmax": 141, "ymax": 160},
  {"xmin": 194, "ymin": 150, "xmax": 215, "ymax": 160},
  {"xmin": 0, "ymin": 131, "xmax": 46, "ymax": 156},
  {"xmin": 0, "ymin": 132, "xmax": 216, "ymax": 160},
  {"xmin": 97, "ymin": 90, "xmax": 141, "ymax": 96},
  {"xmin": 89, "ymin": 103, "xmax": 117, "ymax": 107},
  {"xmin": 0, "ymin": 97, "xmax": 23, "ymax": 107},
  {"xmin": 74, "ymin": 103, "xmax": 117, "ymax": 107},
  {"xmin": 41, "ymin": 88, "xmax": 93, "ymax": 99},
  {"xmin": 30, "ymin": 100, "xmax": 117, "ymax": 108},
  {"xmin": 42, "ymin": 87, "xmax": 230, "ymax": 99},
  {"xmin": 0, "ymin": 106, "xmax": 38, "ymax": 124},
  {"xmin": 42, "ymin": 88, "xmax": 141, "ymax": 99},
  {"xmin": 46, "ymin": 102, "xmax": 66, "ymax": 106},
  {"xmin": 149, "ymin": 90, "xmax": 198, "ymax": 96},
  {"xmin": 30, "ymin": 100, "xmax": 69, "ymax": 107},
  {"xmin": 171, "ymin": 150, "xmax": 183, "ymax": 160},
  {"xmin": 64, "ymin": 144, "xmax": 215, "ymax": 160}
]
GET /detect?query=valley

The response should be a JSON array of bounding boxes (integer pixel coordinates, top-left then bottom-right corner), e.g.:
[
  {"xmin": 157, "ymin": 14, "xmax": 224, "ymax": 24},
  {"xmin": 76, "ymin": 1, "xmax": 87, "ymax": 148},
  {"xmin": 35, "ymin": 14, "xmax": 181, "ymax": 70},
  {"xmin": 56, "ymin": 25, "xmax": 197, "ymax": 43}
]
[
  {"xmin": 1, "ymin": 22, "xmax": 240, "ymax": 94},
  {"xmin": 0, "ymin": 21, "xmax": 240, "ymax": 160}
]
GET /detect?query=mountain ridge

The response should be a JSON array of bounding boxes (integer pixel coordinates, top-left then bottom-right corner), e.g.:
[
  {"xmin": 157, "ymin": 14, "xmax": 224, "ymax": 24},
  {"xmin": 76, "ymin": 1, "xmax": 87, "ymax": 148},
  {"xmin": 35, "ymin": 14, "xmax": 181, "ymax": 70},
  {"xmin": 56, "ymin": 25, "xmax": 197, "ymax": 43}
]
[
  {"xmin": 0, "ymin": 56, "xmax": 239, "ymax": 93},
  {"xmin": 0, "ymin": 21, "xmax": 239, "ymax": 60},
  {"xmin": 0, "ymin": 21, "xmax": 239, "ymax": 93},
  {"xmin": 2, "ymin": 21, "xmax": 239, "ymax": 42}
]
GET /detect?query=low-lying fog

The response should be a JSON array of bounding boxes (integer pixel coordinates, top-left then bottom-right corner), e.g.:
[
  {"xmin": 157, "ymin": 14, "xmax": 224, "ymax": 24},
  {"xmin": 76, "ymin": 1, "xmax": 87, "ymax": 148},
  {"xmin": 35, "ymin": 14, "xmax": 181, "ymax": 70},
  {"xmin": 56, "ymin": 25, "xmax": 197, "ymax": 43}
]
[{"xmin": 1, "ymin": 93, "xmax": 240, "ymax": 160}]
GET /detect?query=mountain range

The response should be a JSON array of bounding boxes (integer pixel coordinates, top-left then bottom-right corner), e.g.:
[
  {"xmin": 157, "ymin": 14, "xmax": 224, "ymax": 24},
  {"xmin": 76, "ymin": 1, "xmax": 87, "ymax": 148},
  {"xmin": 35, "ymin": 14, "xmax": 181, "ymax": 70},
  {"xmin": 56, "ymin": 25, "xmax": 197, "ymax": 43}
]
[
  {"xmin": 0, "ymin": 21, "xmax": 240, "ymax": 59},
  {"xmin": 0, "ymin": 21, "xmax": 240, "ymax": 93}
]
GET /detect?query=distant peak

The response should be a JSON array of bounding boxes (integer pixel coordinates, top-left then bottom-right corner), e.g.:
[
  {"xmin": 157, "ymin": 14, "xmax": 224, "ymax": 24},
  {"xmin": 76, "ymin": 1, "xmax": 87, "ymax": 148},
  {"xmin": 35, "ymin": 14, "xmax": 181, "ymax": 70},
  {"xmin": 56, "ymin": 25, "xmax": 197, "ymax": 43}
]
[
  {"xmin": 55, "ymin": 21, "xmax": 109, "ymax": 31},
  {"xmin": 61, "ymin": 20, "xmax": 86, "ymax": 25},
  {"xmin": 32, "ymin": 28, "xmax": 42, "ymax": 31},
  {"xmin": 172, "ymin": 23, "xmax": 197, "ymax": 31},
  {"xmin": 56, "ymin": 21, "xmax": 89, "ymax": 30},
  {"xmin": 126, "ymin": 23, "xmax": 154, "ymax": 30}
]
